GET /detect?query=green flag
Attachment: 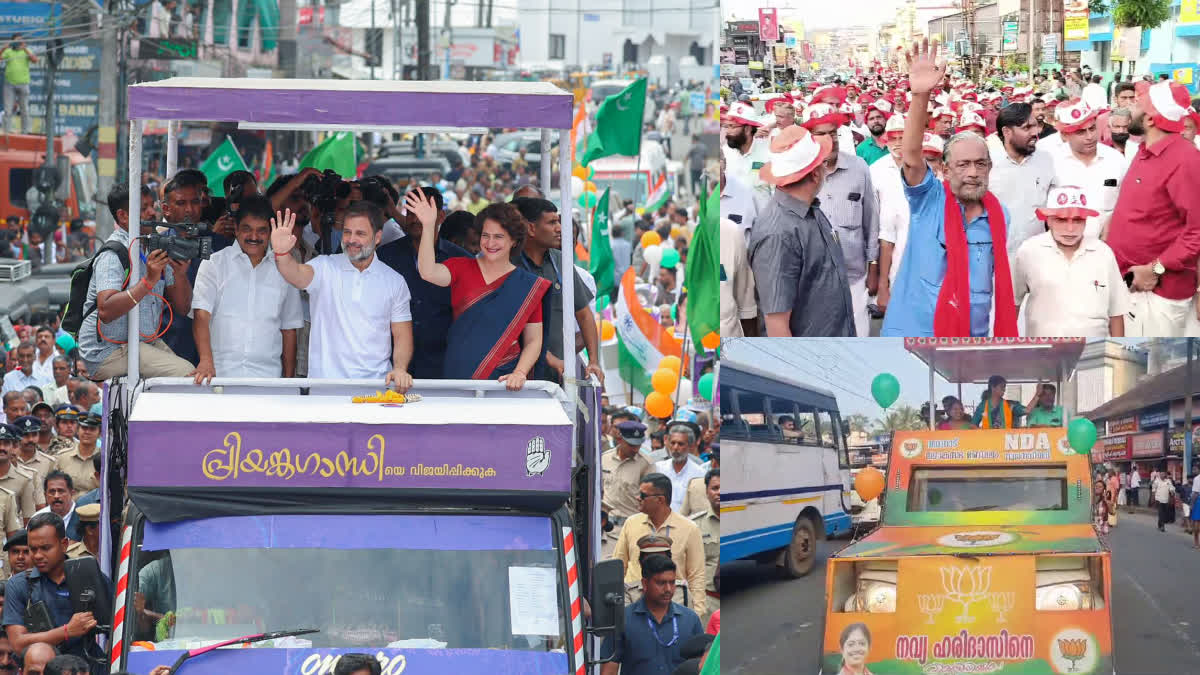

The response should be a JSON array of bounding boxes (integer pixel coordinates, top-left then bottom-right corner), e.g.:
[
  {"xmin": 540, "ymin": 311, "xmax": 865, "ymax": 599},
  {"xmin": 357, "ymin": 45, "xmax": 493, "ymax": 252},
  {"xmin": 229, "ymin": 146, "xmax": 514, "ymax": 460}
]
[
  {"xmin": 581, "ymin": 78, "xmax": 646, "ymax": 166},
  {"xmin": 299, "ymin": 131, "xmax": 357, "ymax": 179},
  {"xmin": 199, "ymin": 137, "xmax": 249, "ymax": 198},
  {"xmin": 589, "ymin": 188, "xmax": 615, "ymax": 301},
  {"xmin": 684, "ymin": 184, "xmax": 720, "ymax": 347},
  {"xmin": 699, "ymin": 632, "xmax": 720, "ymax": 675}
]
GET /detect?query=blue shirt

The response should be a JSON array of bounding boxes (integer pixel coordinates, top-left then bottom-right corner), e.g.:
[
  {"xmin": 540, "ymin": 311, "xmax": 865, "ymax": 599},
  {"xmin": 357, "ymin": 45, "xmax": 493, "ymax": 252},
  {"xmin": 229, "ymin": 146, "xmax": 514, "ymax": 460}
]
[
  {"xmin": 2, "ymin": 565, "xmax": 109, "ymax": 656},
  {"xmin": 376, "ymin": 235, "xmax": 470, "ymax": 379},
  {"xmin": 600, "ymin": 598, "xmax": 704, "ymax": 675},
  {"xmin": 881, "ymin": 166, "xmax": 1006, "ymax": 337}
]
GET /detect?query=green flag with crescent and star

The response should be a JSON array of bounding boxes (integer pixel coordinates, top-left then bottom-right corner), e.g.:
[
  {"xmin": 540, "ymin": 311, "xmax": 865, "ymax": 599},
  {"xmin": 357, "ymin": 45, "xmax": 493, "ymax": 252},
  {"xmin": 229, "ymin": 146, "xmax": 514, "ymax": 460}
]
[
  {"xmin": 589, "ymin": 187, "xmax": 615, "ymax": 303},
  {"xmin": 581, "ymin": 78, "xmax": 646, "ymax": 166},
  {"xmin": 199, "ymin": 137, "xmax": 249, "ymax": 198}
]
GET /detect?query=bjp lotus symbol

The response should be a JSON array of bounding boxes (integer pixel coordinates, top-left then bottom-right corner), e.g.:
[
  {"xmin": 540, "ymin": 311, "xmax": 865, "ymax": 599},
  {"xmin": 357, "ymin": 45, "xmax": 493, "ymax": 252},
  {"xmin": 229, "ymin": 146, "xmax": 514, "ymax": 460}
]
[
  {"xmin": 1058, "ymin": 637, "xmax": 1088, "ymax": 672},
  {"xmin": 917, "ymin": 593, "xmax": 944, "ymax": 624},
  {"xmin": 940, "ymin": 565, "xmax": 992, "ymax": 624},
  {"xmin": 988, "ymin": 591, "xmax": 1015, "ymax": 623}
]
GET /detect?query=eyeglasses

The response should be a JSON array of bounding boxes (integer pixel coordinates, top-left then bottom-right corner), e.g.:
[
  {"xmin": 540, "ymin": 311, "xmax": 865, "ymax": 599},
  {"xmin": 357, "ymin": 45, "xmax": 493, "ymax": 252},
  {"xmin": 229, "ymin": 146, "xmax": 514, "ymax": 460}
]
[{"xmin": 638, "ymin": 492, "xmax": 666, "ymax": 501}]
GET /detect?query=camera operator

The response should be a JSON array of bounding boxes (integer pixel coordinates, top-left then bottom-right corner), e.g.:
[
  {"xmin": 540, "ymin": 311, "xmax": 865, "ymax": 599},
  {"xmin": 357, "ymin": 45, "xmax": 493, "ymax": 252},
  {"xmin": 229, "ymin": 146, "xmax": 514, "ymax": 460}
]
[
  {"xmin": 191, "ymin": 196, "xmax": 303, "ymax": 382},
  {"xmin": 271, "ymin": 202, "xmax": 414, "ymax": 391},
  {"xmin": 77, "ymin": 184, "xmax": 195, "ymax": 382},
  {"xmin": 2, "ymin": 512, "xmax": 111, "ymax": 669},
  {"xmin": 212, "ymin": 170, "xmax": 258, "ymax": 242},
  {"xmin": 307, "ymin": 175, "xmax": 361, "ymax": 256},
  {"xmin": 377, "ymin": 186, "xmax": 470, "ymax": 379},
  {"xmin": 159, "ymin": 169, "xmax": 222, "ymax": 367}
]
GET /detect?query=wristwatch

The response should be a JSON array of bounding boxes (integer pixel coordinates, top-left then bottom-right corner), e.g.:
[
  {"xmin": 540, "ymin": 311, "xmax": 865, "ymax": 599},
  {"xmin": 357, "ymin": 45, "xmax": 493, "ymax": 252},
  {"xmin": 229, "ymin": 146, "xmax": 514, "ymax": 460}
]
[{"xmin": 1153, "ymin": 259, "xmax": 1166, "ymax": 276}]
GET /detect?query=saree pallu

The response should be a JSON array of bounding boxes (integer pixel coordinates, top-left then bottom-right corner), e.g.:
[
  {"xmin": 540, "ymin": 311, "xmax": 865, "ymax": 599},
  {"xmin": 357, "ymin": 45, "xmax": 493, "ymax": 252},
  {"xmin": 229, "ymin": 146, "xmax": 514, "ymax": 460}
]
[{"xmin": 444, "ymin": 268, "xmax": 550, "ymax": 380}]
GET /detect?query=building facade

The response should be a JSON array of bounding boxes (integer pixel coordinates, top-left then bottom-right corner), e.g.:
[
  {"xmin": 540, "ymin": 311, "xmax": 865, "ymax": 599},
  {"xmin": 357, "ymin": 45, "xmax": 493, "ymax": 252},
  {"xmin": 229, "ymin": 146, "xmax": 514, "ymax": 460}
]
[{"xmin": 1069, "ymin": 2, "xmax": 1200, "ymax": 93}]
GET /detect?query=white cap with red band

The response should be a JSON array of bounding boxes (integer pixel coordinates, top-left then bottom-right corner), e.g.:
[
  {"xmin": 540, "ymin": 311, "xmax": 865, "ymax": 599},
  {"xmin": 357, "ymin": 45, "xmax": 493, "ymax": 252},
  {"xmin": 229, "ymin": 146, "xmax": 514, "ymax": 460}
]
[
  {"xmin": 725, "ymin": 101, "xmax": 763, "ymax": 127},
  {"xmin": 1035, "ymin": 185, "xmax": 1100, "ymax": 220}
]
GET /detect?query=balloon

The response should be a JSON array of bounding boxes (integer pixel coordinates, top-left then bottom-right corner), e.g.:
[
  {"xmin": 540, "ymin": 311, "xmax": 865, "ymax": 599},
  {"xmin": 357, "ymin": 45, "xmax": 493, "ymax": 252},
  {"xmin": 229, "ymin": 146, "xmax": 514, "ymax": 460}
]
[
  {"xmin": 643, "ymin": 244, "xmax": 664, "ymax": 266},
  {"xmin": 670, "ymin": 226, "xmax": 682, "ymax": 239},
  {"xmin": 645, "ymin": 391, "xmax": 674, "ymax": 419},
  {"xmin": 584, "ymin": 180, "xmax": 598, "ymax": 193},
  {"xmin": 651, "ymin": 368, "xmax": 678, "ymax": 395},
  {"xmin": 701, "ymin": 332, "xmax": 720, "ymax": 350},
  {"xmin": 871, "ymin": 373, "xmax": 900, "ymax": 409},
  {"xmin": 1067, "ymin": 418, "xmax": 1097, "ymax": 455},
  {"xmin": 660, "ymin": 355, "xmax": 682, "ymax": 375},
  {"xmin": 578, "ymin": 192, "xmax": 598, "ymax": 208},
  {"xmin": 599, "ymin": 319, "xmax": 615, "ymax": 342},
  {"xmin": 661, "ymin": 247, "xmax": 681, "ymax": 269},
  {"xmin": 698, "ymin": 372, "xmax": 715, "ymax": 400},
  {"xmin": 572, "ymin": 165, "xmax": 589, "ymax": 180},
  {"xmin": 570, "ymin": 176, "xmax": 585, "ymax": 197},
  {"xmin": 855, "ymin": 467, "xmax": 885, "ymax": 501},
  {"xmin": 641, "ymin": 231, "xmax": 662, "ymax": 248}
]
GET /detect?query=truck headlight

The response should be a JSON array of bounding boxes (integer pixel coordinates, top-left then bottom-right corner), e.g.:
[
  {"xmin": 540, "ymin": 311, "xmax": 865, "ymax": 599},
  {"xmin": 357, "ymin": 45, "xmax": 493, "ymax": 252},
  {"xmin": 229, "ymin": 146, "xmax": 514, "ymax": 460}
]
[
  {"xmin": 1035, "ymin": 583, "xmax": 1088, "ymax": 611},
  {"xmin": 1035, "ymin": 557, "xmax": 1103, "ymax": 610},
  {"xmin": 843, "ymin": 565, "xmax": 897, "ymax": 613}
]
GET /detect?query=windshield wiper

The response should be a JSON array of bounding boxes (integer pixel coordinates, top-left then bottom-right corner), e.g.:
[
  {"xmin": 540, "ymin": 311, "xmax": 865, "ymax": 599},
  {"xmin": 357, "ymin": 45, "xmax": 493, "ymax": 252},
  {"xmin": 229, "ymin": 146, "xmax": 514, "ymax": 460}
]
[
  {"xmin": 963, "ymin": 505, "xmax": 999, "ymax": 511},
  {"xmin": 166, "ymin": 628, "xmax": 320, "ymax": 673}
]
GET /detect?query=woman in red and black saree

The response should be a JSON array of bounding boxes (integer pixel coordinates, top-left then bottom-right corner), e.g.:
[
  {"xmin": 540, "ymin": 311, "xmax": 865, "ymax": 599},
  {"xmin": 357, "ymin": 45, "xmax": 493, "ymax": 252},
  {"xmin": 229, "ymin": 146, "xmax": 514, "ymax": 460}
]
[{"xmin": 407, "ymin": 191, "xmax": 549, "ymax": 390}]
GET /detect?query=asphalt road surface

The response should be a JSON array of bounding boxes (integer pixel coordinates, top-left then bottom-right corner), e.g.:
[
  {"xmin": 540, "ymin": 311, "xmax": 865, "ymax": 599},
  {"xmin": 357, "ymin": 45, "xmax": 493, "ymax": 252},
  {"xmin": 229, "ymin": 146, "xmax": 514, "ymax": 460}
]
[{"xmin": 722, "ymin": 509, "xmax": 1200, "ymax": 674}]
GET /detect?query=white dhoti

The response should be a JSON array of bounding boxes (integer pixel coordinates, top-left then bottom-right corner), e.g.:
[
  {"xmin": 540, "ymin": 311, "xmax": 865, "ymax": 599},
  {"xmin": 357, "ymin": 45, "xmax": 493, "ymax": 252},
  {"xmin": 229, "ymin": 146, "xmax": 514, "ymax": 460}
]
[
  {"xmin": 1125, "ymin": 291, "xmax": 1190, "ymax": 337},
  {"xmin": 849, "ymin": 276, "xmax": 870, "ymax": 338}
]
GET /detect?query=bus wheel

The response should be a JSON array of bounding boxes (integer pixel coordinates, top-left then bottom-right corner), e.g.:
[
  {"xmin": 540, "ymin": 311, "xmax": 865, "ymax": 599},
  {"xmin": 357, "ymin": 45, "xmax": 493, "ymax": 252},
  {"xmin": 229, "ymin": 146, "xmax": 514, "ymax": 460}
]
[{"xmin": 782, "ymin": 517, "xmax": 817, "ymax": 578}]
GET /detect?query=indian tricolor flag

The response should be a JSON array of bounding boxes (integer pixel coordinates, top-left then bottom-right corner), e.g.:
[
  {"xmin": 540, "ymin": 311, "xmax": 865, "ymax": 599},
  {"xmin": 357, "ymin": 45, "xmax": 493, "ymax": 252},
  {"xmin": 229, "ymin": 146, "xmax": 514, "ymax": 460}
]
[
  {"xmin": 570, "ymin": 103, "xmax": 589, "ymax": 163},
  {"xmin": 643, "ymin": 170, "xmax": 670, "ymax": 213},
  {"xmin": 614, "ymin": 268, "xmax": 682, "ymax": 394}
]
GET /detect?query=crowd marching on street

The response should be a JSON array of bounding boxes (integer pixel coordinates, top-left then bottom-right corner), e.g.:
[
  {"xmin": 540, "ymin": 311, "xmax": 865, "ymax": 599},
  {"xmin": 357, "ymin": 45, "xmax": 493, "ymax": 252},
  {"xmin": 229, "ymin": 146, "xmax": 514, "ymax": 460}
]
[{"xmin": 720, "ymin": 37, "xmax": 1200, "ymax": 339}]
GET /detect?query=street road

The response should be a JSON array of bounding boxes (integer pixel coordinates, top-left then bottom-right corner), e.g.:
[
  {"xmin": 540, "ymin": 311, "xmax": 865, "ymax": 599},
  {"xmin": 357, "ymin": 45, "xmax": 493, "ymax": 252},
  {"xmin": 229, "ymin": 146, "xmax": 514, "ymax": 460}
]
[{"xmin": 722, "ymin": 509, "xmax": 1200, "ymax": 674}]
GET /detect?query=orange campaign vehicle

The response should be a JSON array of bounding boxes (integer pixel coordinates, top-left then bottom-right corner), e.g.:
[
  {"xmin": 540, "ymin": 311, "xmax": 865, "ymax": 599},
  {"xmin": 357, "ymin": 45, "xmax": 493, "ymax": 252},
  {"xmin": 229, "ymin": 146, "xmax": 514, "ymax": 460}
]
[{"xmin": 820, "ymin": 338, "xmax": 1115, "ymax": 675}]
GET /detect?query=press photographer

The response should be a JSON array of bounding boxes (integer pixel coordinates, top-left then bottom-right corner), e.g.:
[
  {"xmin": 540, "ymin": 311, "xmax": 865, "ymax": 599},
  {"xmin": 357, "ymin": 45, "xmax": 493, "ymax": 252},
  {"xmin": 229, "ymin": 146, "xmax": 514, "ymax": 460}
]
[
  {"xmin": 303, "ymin": 170, "xmax": 356, "ymax": 255},
  {"xmin": 210, "ymin": 170, "xmax": 258, "ymax": 241},
  {"xmin": 2, "ymin": 512, "xmax": 112, "ymax": 674},
  {"xmin": 72, "ymin": 183, "xmax": 196, "ymax": 381}
]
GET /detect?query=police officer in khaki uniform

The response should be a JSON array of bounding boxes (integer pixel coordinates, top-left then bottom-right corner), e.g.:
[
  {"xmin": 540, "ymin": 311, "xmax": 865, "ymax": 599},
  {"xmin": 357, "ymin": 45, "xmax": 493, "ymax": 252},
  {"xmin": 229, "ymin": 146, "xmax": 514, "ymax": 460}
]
[
  {"xmin": 689, "ymin": 468, "xmax": 719, "ymax": 626},
  {"xmin": 625, "ymin": 534, "xmax": 680, "ymax": 607},
  {"xmin": 31, "ymin": 402, "xmax": 56, "ymax": 454},
  {"xmin": 52, "ymin": 412, "xmax": 99, "ymax": 498},
  {"xmin": 12, "ymin": 416, "xmax": 56, "ymax": 484},
  {"xmin": 67, "ymin": 503, "xmax": 101, "ymax": 558},
  {"xmin": 601, "ymin": 421, "xmax": 653, "ymax": 559},
  {"xmin": 0, "ymin": 424, "xmax": 44, "ymax": 521},
  {"xmin": 47, "ymin": 405, "xmax": 81, "ymax": 456},
  {"xmin": 680, "ymin": 445, "xmax": 719, "ymax": 516},
  {"xmin": 0, "ymin": 528, "xmax": 29, "ymax": 582}
]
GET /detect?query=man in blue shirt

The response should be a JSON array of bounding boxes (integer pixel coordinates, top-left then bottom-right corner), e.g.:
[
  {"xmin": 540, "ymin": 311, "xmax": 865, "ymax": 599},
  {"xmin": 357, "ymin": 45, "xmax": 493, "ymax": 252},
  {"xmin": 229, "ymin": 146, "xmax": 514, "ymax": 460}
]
[
  {"xmin": 882, "ymin": 38, "xmax": 1011, "ymax": 337},
  {"xmin": 600, "ymin": 554, "xmax": 704, "ymax": 675}
]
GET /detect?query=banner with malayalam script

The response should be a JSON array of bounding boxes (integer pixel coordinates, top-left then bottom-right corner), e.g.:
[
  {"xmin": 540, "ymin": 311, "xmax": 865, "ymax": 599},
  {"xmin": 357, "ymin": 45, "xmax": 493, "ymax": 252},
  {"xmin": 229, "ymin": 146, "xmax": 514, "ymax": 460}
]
[
  {"xmin": 128, "ymin": 648, "xmax": 568, "ymax": 675},
  {"xmin": 1064, "ymin": 0, "xmax": 1090, "ymax": 41},
  {"xmin": 127, "ymin": 422, "xmax": 572, "ymax": 492}
]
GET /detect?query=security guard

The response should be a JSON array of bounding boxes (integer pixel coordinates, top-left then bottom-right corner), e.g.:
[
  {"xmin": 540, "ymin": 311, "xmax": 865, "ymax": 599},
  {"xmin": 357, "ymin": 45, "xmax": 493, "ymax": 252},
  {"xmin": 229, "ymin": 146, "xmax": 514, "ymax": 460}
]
[
  {"xmin": 67, "ymin": 504, "xmax": 100, "ymax": 559},
  {"xmin": 689, "ymin": 468, "xmax": 719, "ymax": 626},
  {"xmin": 601, "ymin": 421, "xmax": 653, "ymax": 560},
  {"xmin": 12, "ymin": 417, "xmax": 56, "ymax": 484},
  {"xmin": 52, "ymin": 413, "xmax": 99, "ymax": 498},
  {"xmin": 47, "ymin": 406, "xmax": 81, "ymax": 456},
  {"xmin": 1, "ymin": 529, "xmax": 29, "ymax": 582},
  {"xmin": 30, "ymin": 403, "xmax": 55, "ymax": 454},
  {"xmin": 0, "ymin": 425, "xmax": 44, "ymax": 521}
]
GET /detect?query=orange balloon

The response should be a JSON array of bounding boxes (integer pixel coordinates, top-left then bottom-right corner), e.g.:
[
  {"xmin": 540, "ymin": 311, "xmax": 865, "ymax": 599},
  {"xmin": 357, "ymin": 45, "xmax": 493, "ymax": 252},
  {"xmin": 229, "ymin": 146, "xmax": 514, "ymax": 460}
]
[
  {"xmin": 572, "ymin": 165, "xmax": 589, "ymax": 180},
  {"xmin": 670, "ymin": 226, "xmax": 683, "ymax": 239},
  {"xmin": 659, "ymin": 355, "xmax": 682, "ymax": 375},
  {"xmin": 651, "ymin": 368, "xmax": 678, "ymax": 395},
  {"xmin": 700, "ymin": 332, "xmax": 720, "ymax": 351},
  {"xmin": 855, "ymin": 466, "xmax": 885, "ymax": 502},
  {"xmin": 640, "ymin": 231, "xmax": 663, "ymax": 248},
  {"xmin": 584, "ymin": 180, "xmax": 598, "ymax": 193},
  {"xmin": 600, "ymin": 319, "xmax": 615, "ymax": 342},
  {"xmin": 645, "ymin": 391, "xmax": 674, "ymax": 419}
]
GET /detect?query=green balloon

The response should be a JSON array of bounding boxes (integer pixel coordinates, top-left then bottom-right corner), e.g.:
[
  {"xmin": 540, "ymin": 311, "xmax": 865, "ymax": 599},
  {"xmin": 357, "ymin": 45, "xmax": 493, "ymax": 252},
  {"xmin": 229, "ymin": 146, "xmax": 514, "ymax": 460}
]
[
  {"xmin": 661, "ymin": 247, "xmax": 681, "ymax": 269},
  {"xmin": 698, "ymin": 373, "xmax": 715, "ymax": 401},
  {"xmin": 871, "ymin": 373, "xmax": 900, "ymax": 409},
  {"xmin": 578, "ymin": 192, "xmax": 598, "ymax": 208},
  {"xmin": 1067, "ymin": 418, "xmax": 1097, "ymax": 455}
]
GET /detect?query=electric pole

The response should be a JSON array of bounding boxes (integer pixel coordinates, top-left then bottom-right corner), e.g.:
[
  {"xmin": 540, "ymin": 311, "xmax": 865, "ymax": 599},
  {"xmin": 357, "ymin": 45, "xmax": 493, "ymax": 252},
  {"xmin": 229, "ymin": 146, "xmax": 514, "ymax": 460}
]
[
  {"xmin": 1028, "ymin": 0, "xmax": 1037, "ymax": 81},
  {"xmin": 416, "ymin": 0, "xmax": 430, "ymax": 79},
  {"xmin": 96, "ymin": 0, "xmax": 119, "ymax": 240},
  {"xmin": 964, "ymin": 0, "xmax": 976, "ymax": 80}
]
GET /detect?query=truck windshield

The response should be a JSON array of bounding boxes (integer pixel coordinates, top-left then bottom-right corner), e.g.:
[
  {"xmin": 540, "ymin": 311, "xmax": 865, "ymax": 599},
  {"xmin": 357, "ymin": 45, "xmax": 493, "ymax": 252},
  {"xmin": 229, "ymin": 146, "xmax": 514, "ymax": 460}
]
[
  {"xmin": 130, "ymin": 516, "xmax": 568, "ymax": 653},
  {"xmin": 907, "ymin": 466, "xmax": 1068, "ymax": 512},
  {"xmin": 71, "ymin": 162, "xmax": 98, "ymax": 219}
]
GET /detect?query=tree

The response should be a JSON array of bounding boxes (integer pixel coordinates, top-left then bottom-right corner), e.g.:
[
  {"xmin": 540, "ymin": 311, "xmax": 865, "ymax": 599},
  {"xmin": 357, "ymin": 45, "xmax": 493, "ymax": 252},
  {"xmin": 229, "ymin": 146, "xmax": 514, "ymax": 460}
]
[
  {"xmin": 872, "ymin": 405, "xmax": 926, "ymax": 434},
  {"xmin": 1111, "ymin": 0, "xmax": 1171, "ymax": 29},
  {"xmin": 844, "ymin": 413, "xmax": 872, "ymax": 434}
]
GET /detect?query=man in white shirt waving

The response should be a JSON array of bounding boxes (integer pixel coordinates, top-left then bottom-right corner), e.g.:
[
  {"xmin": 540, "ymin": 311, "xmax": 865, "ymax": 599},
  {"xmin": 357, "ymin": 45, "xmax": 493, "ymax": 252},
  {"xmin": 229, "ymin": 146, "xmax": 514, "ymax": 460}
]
[
  {"xmin": 271, "ymin": 202, "xmax": 415, "ymax": 391},
  {"xmin": 191, "ymin": 196, "xmax": 305, "ymax": 383}
]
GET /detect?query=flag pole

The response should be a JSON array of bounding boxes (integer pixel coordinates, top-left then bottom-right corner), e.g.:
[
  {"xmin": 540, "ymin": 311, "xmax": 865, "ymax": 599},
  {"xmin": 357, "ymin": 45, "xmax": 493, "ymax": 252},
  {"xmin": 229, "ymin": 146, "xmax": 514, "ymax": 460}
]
[{"xmin": 674, "ymin": 317, "xmax": 690, "ymax": 414}]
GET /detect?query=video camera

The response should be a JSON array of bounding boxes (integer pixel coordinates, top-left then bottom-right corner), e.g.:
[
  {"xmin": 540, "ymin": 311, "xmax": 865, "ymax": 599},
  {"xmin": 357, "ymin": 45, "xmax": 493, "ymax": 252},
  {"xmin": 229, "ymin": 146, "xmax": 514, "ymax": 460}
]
[
  {"xmin": 302, "ymin": 169, "xmax": 352, "ymax": 253},
  {"xmin": 143, "ymin": 221, "xmax": 214, "ymax": 262},
  {"xmin": 357, "ymin": 175, "xmax": 394, "ymax": 209}
]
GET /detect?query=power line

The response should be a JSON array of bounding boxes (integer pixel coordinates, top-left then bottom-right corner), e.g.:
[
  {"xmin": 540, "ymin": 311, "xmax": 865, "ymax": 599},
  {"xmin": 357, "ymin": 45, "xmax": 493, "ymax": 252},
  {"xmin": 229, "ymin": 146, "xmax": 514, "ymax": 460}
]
[{"xmin": 738, "ymin": 339, "xmax": 879, "ymax": 408}]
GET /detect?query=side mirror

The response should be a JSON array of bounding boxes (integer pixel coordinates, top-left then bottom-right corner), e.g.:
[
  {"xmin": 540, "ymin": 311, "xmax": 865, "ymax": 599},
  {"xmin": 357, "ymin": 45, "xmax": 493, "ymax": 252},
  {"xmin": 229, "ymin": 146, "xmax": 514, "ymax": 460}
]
[{"xmin": 587, "ymin": 558, "xmax": 625, "ymax": 665}]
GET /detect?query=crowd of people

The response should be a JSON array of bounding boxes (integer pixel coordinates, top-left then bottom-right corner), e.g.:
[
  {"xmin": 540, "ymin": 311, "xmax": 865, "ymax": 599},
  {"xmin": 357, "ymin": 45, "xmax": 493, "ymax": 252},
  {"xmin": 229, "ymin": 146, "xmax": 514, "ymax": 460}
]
[{"xmin": 721, "ymin": 38, "xmax": 1200, "ymax": 338}]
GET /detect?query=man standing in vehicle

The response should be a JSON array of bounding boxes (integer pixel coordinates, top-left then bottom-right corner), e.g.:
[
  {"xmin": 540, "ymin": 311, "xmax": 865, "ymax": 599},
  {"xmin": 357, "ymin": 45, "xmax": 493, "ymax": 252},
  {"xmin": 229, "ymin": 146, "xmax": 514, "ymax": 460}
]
[{"xmin": 1025, "ymin": 384, "xmax": 1064, "ymax": 427}]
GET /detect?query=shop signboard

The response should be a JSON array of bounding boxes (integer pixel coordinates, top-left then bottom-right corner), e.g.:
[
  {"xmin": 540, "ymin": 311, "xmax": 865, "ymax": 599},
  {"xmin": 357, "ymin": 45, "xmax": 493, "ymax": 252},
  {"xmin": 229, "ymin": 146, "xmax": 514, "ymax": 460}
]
[
  {"xmin": 1064, "ymin": 0, "xmax": 1090, "ymax": 42},
  {"xmin": 1106, "ymin": 415, "xmax": 1137, "ymax": 435},
  {"xmin": 1139, "ymin": 405, "xmax": 1169, "ymax": 430},
  {"xmin": 1130, "ymin": 431, "xmax": 1165, "ymax": 459},
  {"xmin": 1167, "ymin": 425, "xmax": 1200, "ymax": 456},
  {"xmin": 1099, "ymin": 435, "xmax": 1130, "ymax": 463},
  {"xmin": 1002, "ymin": 21, "xmax": 1018, "ymax": 50},
  {"xmin": 758, "ymin": 8, "xmax": 779, "ymax": 42},
  {"xmin": 1183, "ymin": 0, "xmax": 1200, "ymax": 25}
]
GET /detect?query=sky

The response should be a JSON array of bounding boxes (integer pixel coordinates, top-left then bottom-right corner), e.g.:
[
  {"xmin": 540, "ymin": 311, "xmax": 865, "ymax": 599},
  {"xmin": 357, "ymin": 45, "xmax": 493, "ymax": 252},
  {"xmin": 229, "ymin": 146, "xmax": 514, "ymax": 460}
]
[
  {"xmin": 721, "ymin": 0, "xmax": 906, "ymax": 29},
  {"xmin": 722, "ymin": 339, "xmax": 1148, "ymax": 428}
]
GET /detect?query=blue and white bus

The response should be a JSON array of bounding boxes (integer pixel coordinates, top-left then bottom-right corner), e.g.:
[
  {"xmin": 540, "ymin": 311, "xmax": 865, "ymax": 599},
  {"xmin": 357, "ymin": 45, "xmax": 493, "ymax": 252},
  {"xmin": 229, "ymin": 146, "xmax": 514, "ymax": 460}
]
[{"xmin": 719, "ymin": 358, "xmax": 852, "ymax": 577}]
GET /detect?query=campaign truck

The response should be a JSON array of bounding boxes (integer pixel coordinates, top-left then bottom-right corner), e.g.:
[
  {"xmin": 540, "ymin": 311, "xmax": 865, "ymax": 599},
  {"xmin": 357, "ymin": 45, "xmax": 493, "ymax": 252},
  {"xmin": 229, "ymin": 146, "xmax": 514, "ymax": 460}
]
[{"xmin": 100, "ymin": 378, "xmax": 617, "ymax": 674}]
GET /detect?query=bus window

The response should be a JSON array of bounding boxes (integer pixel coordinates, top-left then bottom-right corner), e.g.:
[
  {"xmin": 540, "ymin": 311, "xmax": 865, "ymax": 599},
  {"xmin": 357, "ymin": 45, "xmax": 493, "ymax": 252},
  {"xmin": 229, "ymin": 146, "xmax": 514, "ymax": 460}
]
[
  {"xmin": 726, "ymin": 388, "xmax": 766, "ymax": 440},
  {"xmin": 814, "ymin": 410, "xmax": 838, "ymax": 449}
]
